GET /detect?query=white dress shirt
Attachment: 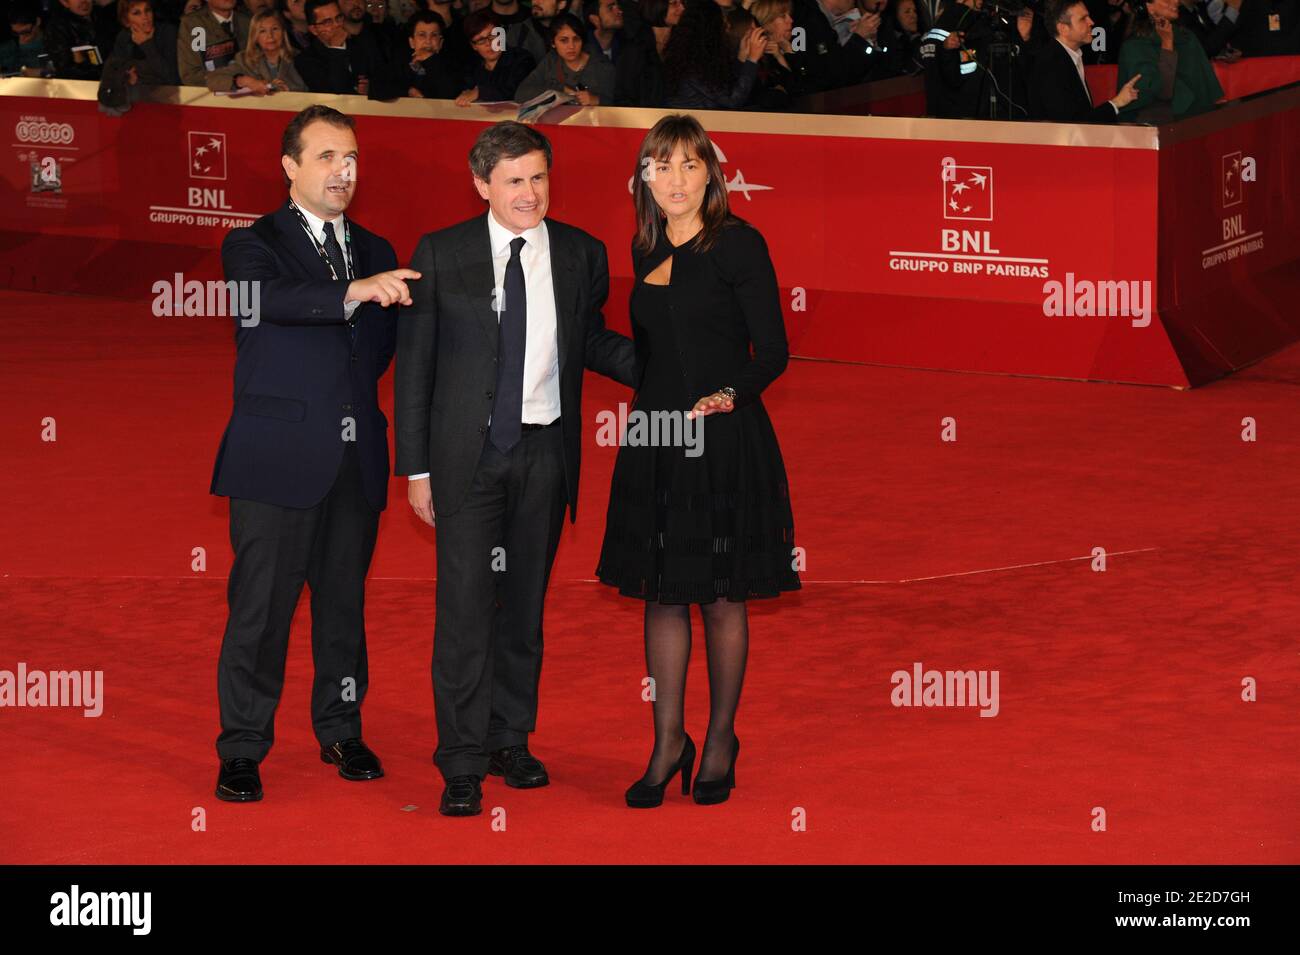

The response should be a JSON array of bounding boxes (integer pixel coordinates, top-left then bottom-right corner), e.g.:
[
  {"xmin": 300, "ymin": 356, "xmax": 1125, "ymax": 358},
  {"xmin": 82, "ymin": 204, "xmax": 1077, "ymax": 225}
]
[
  {"xmin": 408, "ymin": 210, "xmax": 561, "ymax": 482},
  {"xmin": 290, "ymin": 199, "xmax": 361, "ymax": 320},
  {"xmin": 1059, "ymin": 38, "xmax": 1118, "ymax": 115}
]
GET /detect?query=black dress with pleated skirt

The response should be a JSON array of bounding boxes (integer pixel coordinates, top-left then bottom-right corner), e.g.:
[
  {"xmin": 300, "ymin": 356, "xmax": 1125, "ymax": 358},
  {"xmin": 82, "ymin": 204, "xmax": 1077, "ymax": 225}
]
[{"xmin": 595, "ymin": 218, "xmax": 800, "ymax": 604}]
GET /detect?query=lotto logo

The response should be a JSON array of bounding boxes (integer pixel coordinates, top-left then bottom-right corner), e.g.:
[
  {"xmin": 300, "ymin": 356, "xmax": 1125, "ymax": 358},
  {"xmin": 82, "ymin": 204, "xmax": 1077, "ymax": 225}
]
[{"xmin": 15, "ymin": 120, "xmax": 75, "ymax": 145}]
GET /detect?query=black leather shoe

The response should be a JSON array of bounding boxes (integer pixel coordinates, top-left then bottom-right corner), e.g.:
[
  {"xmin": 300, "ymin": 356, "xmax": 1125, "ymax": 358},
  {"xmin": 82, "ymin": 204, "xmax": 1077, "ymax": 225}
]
[
  {"xmin": 692, "ymin": 735, "xmax": 739, "ymax": 805},
  {"xmin": 487, "ymin": 744, "xmax": 549, "ymax": 788},
  {"xmin": 440, "ymin": 775, "xmax": 483, "ymax": 816},
  {"xmin": 216, "ymin": 757, "xmax": 263, "ymax": 802},
  {"xmin": 320, "ymin": 738, "xmax": 384, "ymax": 781}
]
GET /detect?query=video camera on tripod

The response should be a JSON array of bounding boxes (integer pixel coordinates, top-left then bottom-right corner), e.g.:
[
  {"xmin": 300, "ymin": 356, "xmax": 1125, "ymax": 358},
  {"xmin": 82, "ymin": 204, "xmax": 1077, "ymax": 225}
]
[{"xmin": 964, "ymin": 0, "xmax": 1039, "ymax": 119}]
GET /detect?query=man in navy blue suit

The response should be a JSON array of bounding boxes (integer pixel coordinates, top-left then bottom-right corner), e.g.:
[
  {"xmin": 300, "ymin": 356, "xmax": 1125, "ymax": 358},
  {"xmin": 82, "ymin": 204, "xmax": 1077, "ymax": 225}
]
[{"xmin": 210, "ymin": 105, "xmax": 420, "ymax": 802}]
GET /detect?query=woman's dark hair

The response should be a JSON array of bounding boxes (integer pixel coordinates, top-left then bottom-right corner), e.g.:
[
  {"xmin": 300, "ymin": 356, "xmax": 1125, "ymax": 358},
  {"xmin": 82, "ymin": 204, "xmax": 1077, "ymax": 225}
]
[
  {"xmin": 547, "ymin": 12, "xmax": 589, "ymax": 81},
  {"xmin": 117, "ymin": 0, "xmax": 151, "ymax": 28},
  {"xmin": 632, "ymin": 113, "xmax": 739, "ymax": 255},
  {"xmin": 881, "ymin": 0, "xmax": 909, "ymax": 30},
  {"xmin": 1127, "ymin": 1, "xmax": 1157, "ymax": 38},
  {"xmin": 662, "ymin": 0, "xmax": 733, "ymax": 97},
  {"xmin": 548, "ymin": 10, "xmax": 588, "ymax": 43},
  {"xmin": 641, "ymin": 0, "xmax": 672, "ymax": 27},
  {"xmin": 463, "ymin": 9, "xmax": 501, "ymax": 41}
]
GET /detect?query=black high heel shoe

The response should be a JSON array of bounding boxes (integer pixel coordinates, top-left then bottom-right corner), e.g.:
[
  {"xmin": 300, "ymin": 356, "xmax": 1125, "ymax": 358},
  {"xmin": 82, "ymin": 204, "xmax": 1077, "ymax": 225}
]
[
  {"xmin": 625, "ymin": 733, "xmax": 696, "ymax": 808},
  {"xmin": 692, "ymin": 735, "xmax": 739, "ymax": 805}
]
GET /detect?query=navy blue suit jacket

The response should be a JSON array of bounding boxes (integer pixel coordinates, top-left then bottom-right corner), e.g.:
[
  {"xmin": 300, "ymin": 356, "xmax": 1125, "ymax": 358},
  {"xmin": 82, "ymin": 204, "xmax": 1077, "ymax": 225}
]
[{"xmin": 211, "ymin": 202, "xmax": 399, "ymax": 511}]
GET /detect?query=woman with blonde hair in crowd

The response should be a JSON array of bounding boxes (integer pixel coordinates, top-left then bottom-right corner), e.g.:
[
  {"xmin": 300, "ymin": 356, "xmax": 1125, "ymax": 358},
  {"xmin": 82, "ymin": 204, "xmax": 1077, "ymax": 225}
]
[
  {"xmin": 207, "ymin": 9, "xmax": 308, "ymax": 93},
  {"xmin": 747, "ymin": 0, "xmax": 816, "ymax": 106}
]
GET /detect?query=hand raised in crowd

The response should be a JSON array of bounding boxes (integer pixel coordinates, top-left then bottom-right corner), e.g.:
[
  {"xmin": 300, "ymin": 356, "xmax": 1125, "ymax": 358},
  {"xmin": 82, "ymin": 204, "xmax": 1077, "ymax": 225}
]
[
  {"xmin": 852, "ymin": 12, "xmax": 882, "ymax": 41},
  {"xmin": 943, "ymin": 30, "xmax": 964, "ymax": 50},
  {"xmin": 739, "ymin": 25, "xmax": 767, "ymax": 63},
  {"xmin": 1110, "ymin": 72, "xmax": 1141, "ymax": 109},
  {"xmin": 346, "ymin": 269, "xmax": 423, "ymax": 308},
  {"xmin": 1017, "ymin": 9, "xmax": 1034, "ymax": 42},
  {"xmin": 686, "ymin": 391, "xmax": 736, "ymax": 420},
  {"xmin": 455, "ymin": 88, "xmax": 479, "ymax": 106},
  {"xmin": 408, "ymin": 86, "xmax": 425, "ymax": 98},
  {"xmin": 271, "ymin": 78, "xmax": 289, "ymax": 92}
]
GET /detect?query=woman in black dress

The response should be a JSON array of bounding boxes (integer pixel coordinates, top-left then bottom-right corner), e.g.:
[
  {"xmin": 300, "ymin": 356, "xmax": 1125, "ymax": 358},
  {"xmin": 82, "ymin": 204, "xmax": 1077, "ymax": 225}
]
[{"xmin": 596, "ymin": 114, "xmax": 800, "ymax": 808}]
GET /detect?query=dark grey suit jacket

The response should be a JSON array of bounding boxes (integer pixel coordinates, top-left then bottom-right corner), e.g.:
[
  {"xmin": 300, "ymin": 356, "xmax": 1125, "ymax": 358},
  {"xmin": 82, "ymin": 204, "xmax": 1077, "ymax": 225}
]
[{"xmin": 394, "ymin": 213, "xmax": 638, "ymax": 522}]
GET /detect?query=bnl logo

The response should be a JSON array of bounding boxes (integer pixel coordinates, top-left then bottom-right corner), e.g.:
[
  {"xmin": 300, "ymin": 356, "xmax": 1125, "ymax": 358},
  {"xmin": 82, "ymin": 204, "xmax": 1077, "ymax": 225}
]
[
  {"xmin": 188, "ymin": 131, "xmax": 227, "ymax": 181},
  {"xmin": 941, "ymin": 159, "xmax": 992, "ymax": 222},
  {"xmin": 1221, "ymin": 151, "xmax": 1259, "ymax": 208}
]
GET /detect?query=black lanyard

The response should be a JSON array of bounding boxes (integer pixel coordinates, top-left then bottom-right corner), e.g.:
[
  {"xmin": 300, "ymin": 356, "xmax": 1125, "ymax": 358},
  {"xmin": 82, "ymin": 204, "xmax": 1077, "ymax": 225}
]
[{"xmin": 288, "ymin": 199, "xmax": 354, "ymax": 281}]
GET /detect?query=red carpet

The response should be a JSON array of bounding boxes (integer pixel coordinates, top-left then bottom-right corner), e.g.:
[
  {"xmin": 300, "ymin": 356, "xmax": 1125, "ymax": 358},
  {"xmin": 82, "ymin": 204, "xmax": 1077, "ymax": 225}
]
[{"xmin": 1, "ymin": 290, "xmax": 1297, "ymax": 863}]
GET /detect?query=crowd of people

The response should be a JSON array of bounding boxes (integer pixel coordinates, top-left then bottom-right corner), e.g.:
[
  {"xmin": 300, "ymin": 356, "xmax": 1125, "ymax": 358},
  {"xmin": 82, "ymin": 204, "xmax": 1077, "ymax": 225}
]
[{"xmin": 2, "ymin": 0, "xmax": 1297, "ymax": 117}]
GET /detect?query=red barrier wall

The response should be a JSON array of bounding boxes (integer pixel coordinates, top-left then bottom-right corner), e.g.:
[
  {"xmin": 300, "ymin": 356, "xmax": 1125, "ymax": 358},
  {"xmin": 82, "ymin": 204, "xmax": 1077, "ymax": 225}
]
[
  {"xmin": 2, "ymin": 78, "xmax": 1298, "ymax": 387},
  {"xmin": 1086, "ymin": 55, "xmax": 1300, "ymax": 108}
]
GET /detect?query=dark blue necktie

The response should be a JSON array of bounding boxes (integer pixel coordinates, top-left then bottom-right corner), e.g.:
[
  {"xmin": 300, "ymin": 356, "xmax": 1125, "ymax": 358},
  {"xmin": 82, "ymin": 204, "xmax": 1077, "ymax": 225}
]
[
  {"xmin": 489, "ymin": 236, "xmax": 527, "ymax": 453},
  {"xmin": 322, "ymin": 224, "xmax": 355, "ymax": 343}
]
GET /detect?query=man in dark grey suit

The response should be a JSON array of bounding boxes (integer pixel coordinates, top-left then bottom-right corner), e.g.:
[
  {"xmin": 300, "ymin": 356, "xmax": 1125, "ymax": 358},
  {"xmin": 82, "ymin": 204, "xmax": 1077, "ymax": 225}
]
[{"xmin": 395, "ymin": 122, "xmax": 637, "ymax": 816}]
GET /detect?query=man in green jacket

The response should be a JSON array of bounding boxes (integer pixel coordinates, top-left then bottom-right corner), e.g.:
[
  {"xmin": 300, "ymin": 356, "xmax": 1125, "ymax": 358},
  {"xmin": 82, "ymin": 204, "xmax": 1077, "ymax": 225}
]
[
  {"xmin": 177, "ymin": 0, "xmax": 251, "ymax": 86},
  {"xmin": 1117, "ymin": 0, "xmax": 1223, "ymax": 122}
]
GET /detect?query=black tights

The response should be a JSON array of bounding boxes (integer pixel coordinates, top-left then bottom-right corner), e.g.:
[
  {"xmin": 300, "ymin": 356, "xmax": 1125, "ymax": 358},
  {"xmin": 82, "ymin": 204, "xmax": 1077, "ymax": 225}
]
[{"xmin": 640, "ymin": 598, "xmax": 749, "ymax": 784}]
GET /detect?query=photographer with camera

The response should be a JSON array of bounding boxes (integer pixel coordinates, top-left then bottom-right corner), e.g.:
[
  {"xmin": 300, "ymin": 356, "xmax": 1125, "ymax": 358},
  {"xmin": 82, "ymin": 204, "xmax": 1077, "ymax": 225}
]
[{"xmin": 919, "ymin": 0, "xmax": 1037, "ymax": 118}]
